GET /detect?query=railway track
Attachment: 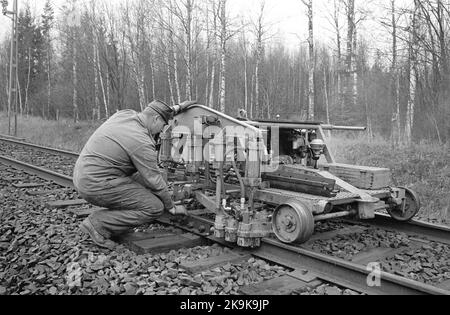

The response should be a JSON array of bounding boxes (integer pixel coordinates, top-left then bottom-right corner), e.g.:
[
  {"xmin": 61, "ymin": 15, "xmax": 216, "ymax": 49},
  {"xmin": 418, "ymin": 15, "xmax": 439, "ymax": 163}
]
[{"xmin": 1, "ymin": 136, "xmax": 449, "ymax": 295}]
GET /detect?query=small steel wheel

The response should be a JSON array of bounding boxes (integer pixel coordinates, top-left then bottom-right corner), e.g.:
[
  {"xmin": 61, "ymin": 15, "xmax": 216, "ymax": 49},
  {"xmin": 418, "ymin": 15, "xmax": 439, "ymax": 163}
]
[
  {"xmin": 388, "ymin": 187, "xmax": 421, "ymax": 222},
  {"xmin": 272, "ymin": 199, "xmax": 314, "ymax": 244}
]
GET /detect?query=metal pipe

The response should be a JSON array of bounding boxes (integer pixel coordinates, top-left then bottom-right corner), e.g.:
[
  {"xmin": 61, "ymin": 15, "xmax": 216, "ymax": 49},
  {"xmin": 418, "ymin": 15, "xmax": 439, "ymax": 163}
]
[
  {"xmin": 215, "ymin": 169, "xmax": 222, "ymax": 212},
  {"xmin": 219, "ymin": 161, "xmax": 226, "ymax": 199},
  {"xmin": 314, "ymin": 210, "xmax": 356, "ymax": 222},
  {"xmin": 322, "ymin": 125, "xmax": 366, "ymax": 131},
  {"xmin": 231, "ymin": 158, "xmax": 246, "ymax": 209},
  {"xmin": 226, "ymin": 189, "xmax": 241, "ymax": 194},
  {"xmin": 246, "ymin": 121, "xmax": 366, "ymax": 132}
]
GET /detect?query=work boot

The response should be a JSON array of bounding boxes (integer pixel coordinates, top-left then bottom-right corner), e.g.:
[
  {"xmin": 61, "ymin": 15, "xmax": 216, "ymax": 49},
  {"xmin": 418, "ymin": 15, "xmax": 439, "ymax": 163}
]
[{"xmin": 80, "ymin": 218, "xmax": 117, "ymax": 250}]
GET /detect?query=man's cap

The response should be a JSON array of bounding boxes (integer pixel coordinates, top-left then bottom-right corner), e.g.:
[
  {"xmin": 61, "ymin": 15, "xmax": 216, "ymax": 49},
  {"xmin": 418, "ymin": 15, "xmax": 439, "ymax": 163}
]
[{"xmin": 146, "ymin": 100, "xmax": 174, "ymax": 124}]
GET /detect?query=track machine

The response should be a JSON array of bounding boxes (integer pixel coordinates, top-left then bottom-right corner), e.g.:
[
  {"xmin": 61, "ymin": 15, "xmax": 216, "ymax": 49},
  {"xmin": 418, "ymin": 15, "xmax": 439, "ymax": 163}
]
[{"xmin": 159, "ymin": 105, "xmax": 421, "ymax": 248}]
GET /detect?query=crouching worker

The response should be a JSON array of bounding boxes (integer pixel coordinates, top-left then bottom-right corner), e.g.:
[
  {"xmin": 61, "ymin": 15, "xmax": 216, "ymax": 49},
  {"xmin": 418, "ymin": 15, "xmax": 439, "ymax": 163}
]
[{"xmin": 73, "ymin": 100, "xmax": 196, "ymax": 249}]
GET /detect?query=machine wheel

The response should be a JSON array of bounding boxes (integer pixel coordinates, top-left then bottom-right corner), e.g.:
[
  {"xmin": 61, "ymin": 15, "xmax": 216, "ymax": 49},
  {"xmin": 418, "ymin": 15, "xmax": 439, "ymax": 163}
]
[
  {"xmin": 272, "ymin": 199, "xmax": 314, "ymax": 244},
  {"xmin": 387, "ymin": 187, "xmax": 421, "ymax": 222}
]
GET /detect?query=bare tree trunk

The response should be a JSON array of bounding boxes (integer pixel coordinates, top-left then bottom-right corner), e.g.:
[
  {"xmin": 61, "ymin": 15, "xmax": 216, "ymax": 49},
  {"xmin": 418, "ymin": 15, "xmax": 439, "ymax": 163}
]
[
  {"xmin": 97, "ymin": 47, "xmax": 109, "ymax": 119},
  {"xmin": 17, "ymin": 77, "xmax": 23, "ymax": 117},
  {"xmin": 242, "ymin": 24, "xmax": 249, "ymax": 115},
  {"xmin": 124, "ymin": 2, "xmax": 147, "ymax": 111},
  {"xmin": 303, "ymin": 0, "xmax": 315, "ymax": 121},
  {"xmin": 332, "ymin": 0, "xmax": 343, "ymax": 118},
  {"xmin": 25, "ymin": 48, "xmax": 31, "ymax": 117},
  {"xmin": 195, "ymin": 55, "xmax": 199, "ymax": 100},
  {"xmin": 94, "ymin": 41, "xmax": 100, "ymax": 120},
  {"xmin": 254, "ymin": 2, "xmax": 265, "ymax": 118},
  {"xmin": 4, "ymin": 62, "xmax": 9, "ymax": 114},
  {"xmin": 209, "ymin": 56, "xmax": 216, "ymax": 109},
  {"xmin": 168, "ymin": 2, "xmax": 181, "ymax": 105},
  {"xmin": 218, "ymin": 0, "xmax": 227, "ymax": 113},
  {"xmin": 165, "ymin": 29, "xmax": 176, "ymax": 106},
  {"xmin": 406, "ymin": 1, "xmax": 419, "ymax": 144},
  {"xmin": 391, "ymin": 0, "xmax": 401, "ymax": 145},
  {"xmin": 436, "ymin": 0, "xmax": 448, "ymax": 78},
  {"xmin": 46, "ymin": 54, "xmax": 51, "ymax": 119},
  {"xmin": 324, "ymin": 67, "xmax": 331, "ymax": 137},
  {"xmin": 128, "ymin": 45, "xmax": 146, "ymax": 111},
  {"xmin": 150, "ymin": 60, "xmax": 156, "ymax": 100},
  {"xmin": 209, "ymin": 0, "xmax": 218, "ymax": 109},
  {"xmin": 264, "ymin": 90, "xmax": 270, "ymax": 119},
  {"xmin": 205, "ymin": 6, "xmax": 211, "ymax": 107},
  {"xmin": 255, "ymin": 53, "xmax": 261, "ymax": 117},
  {"xmin": 394, "ymin": 73, "xmax": 401, "ymax": 144},
  {"xmin": 365, "ymin": 91, "xmax": 373, "ymax": 140},
  {"xmin": 205, "ymin": 54, "xmax": 210, "ymax": 107},
  {"xmin": 352, "ymin": 25, "xmax": 358, "ymax": 104},
  {"xmin": 138, "ymin": 71, "xmax": 146, "ymax": 110},
  {"xmin": 205, "ymin": 58, "xmax": 210, "ymax": 107},
  {"xmin": 166, "ymin": 57, "xmax": 175, "ymax": 106},
  {"xmin": 250, "ymin": 73, "xmax": 255, "ymax": 119},
  {"xmin": 173, "ymin": 48, "xmax": 181, "ymax": 105},
  {"xmin": 106, "ymin": 70, "xmax": 110, "ymax": 113},
  {"xmin": 73, "ymin": 38, "xmax": 79, "ymax": 123},
  {"xmin": 184, "ymin": 0, "xmax": 193, "ymax": 100},
  {"xmin": 346, "ymin": 0, "xmax": 357, "ymax": 108}
]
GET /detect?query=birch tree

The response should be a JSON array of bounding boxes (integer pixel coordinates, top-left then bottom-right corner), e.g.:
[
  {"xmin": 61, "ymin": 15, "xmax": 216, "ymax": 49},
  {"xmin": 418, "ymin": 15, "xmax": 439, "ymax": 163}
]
[
  {"xmin": 326, "ymin": 0, "xmax": 344, "ymax": 117},
  {"xmin": 88, "ymin": 1, "xmax": 109, "ymax": 119},
  {"xmin": 41, "ymin": 0, "xmax": 54, "ymax": 119},
  {"xmin": 390, "ymin": 0, "xmax": 401, "ymax": 145},
  {"xmin": 405, "ymin": 0, "xmax": 420, "ymax": 144},
  {"xmin": 218, "ymin": 0, "xmax": 227, "ymax": 113},
  {"xmin": 302, "ymin": 0, "xmax": 315, "ymax": 120},
  {"xmin": 103, "ymin": 4, "xmax": 128, "ymax": 112},
  {"xmin": 208, "ymin": 0, "xmax": 219, "ymax": 108},
  {"xmin": 240, "ymin": 18, "xmax": 250, "ymax": 116},
  {"xmin": 64, "ymin": 1, "xmax": 81, "ymax": 123},
  {"xmin": 253, "ymin": 1, "xmax": 267, "ymax": 118},
  {"xmin": 183, "ymin": 0, "xmax": 194, "ymax": 100},
  {"xmin": 345, "ymin": 0, "xmax": 357, "ymax": 109},
  {"xmin": 122, "ymin": 0, "xmax": 148, "ymax": 111}
]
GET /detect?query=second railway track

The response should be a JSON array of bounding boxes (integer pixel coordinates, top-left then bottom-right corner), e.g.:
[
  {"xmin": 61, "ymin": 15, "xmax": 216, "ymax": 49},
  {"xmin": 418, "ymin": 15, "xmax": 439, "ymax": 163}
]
[{"xmin": 1, "ymin": 135, "xmax": 449, "ymax": 295}]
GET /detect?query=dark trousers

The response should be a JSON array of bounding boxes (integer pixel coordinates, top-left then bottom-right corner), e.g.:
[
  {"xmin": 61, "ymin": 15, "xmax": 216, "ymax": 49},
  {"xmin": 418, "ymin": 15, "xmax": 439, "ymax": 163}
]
[{"xmin": 79, "ymin": 174, "xmax": 164, "ymax": 239}]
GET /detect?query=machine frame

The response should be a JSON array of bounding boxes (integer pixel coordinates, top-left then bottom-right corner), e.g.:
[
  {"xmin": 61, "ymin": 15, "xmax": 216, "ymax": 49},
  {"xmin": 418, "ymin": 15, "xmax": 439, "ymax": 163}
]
[{"xmin": 159, "ymin": 105, "xmax": 421, "ymax": 248}]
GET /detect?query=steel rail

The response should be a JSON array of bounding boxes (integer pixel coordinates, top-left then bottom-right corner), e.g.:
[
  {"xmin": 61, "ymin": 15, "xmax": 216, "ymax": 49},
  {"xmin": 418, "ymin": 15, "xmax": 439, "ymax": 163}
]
[
  {"xmin": 161, "ymin": 214, "xmax": 449, "ymax": 295},
  {"xmin": 0, "ymin": 136, "xmax": 79, "ymax": 158},
  {"xmin": 0, "ymin": 134, "xmax": 26, "ymax": 141},
  {"xmin": 0, "ymin": 155, "xmax": 75, "ymax": 188},
  {"xmin": 346, "ymin": 213, "xmax": 450, "ymax": 246},
  {"xmin": 256, "ymin": 239, "xmax": 449, "ymax": 295},
  {"xmin": 1, "ymin": 148, "xmax": 449, "ymax": 295}
]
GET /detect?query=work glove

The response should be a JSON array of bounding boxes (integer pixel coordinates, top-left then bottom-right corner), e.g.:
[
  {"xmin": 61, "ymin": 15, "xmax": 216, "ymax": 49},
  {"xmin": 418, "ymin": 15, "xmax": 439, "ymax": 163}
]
[
  {"xmin": 168, "ymin": 205, "xmax": 188, "ymax": 216},
  {"xmin": 173, "ymin": 100, "xmax": 198, "ymax": 115}
]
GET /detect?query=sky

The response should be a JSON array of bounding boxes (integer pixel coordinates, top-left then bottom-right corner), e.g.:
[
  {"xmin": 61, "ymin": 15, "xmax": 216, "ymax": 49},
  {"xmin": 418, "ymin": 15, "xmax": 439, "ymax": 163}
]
[{"xmin": 0, "ymin": 0, "xmax": 413, "ymax": 52}]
